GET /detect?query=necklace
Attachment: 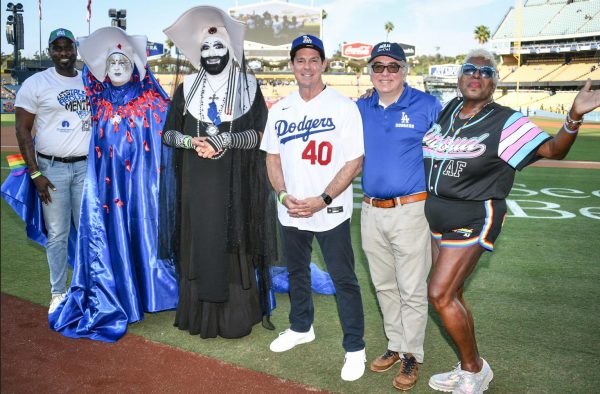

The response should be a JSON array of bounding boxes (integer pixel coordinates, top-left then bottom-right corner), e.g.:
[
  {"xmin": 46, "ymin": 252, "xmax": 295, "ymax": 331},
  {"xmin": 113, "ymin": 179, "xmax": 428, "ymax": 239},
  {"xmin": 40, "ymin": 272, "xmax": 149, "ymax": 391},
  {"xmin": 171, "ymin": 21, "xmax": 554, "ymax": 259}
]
[
  {"xmin": 450, "ymin": 100, "xmax": 491, "ymax": 137},
  {"xmin": 197, "ymin": 77, "xmax": 229, "ymax": 137},
  {"xmin": 195, "ymin": 65, "xmax": 237, "ymax": 138},
  {"xmin": 205, "ymin": 77, "xmax": 228, "ymax": 102}
]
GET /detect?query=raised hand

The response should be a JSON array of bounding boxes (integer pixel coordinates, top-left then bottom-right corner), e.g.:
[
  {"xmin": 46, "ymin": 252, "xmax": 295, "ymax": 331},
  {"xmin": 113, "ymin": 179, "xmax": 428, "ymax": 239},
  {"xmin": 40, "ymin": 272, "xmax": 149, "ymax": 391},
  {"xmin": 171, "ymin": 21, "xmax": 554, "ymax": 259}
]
[{"xmin": 571, "ymin": 79, "xmax": 600, "ymax": 119}]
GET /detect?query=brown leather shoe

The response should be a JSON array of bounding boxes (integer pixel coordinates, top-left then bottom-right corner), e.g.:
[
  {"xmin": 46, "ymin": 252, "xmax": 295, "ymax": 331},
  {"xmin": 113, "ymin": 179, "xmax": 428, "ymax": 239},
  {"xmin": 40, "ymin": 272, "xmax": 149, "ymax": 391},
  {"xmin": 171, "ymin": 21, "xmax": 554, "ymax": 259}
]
[
  {"xmin": 393, "ymin": 353, "xmax": 419, "ymax": 391},
  {"xmin": 369, "ymin": 349, "xmax": 401, "ymax": 372}
]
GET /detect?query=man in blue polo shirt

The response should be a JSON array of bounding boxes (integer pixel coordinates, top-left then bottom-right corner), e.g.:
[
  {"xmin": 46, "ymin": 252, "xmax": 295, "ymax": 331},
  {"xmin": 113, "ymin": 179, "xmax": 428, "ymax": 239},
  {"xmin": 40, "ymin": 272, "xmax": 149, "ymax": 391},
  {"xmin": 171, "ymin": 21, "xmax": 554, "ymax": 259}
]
[{"xmin": 356, "ymin": 42, "xmax": 441, "ymax": 391}]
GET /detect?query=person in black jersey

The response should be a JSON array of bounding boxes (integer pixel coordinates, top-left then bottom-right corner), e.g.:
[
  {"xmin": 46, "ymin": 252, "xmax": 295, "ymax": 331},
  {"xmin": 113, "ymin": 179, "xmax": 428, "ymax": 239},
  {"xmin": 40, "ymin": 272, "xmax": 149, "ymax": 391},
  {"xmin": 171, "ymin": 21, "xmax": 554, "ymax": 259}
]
[{"xmin": 424, "ymin": 48, "xmax": 600, "ymax": 393}]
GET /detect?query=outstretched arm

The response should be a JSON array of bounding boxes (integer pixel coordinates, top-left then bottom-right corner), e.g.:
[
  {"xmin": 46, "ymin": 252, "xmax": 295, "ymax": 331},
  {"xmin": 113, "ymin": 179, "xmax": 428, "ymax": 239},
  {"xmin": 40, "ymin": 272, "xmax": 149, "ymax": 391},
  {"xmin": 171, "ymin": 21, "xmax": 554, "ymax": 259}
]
[{"xmin": 537, "ymin": 79, "xmax": 600, "ymax": 159}]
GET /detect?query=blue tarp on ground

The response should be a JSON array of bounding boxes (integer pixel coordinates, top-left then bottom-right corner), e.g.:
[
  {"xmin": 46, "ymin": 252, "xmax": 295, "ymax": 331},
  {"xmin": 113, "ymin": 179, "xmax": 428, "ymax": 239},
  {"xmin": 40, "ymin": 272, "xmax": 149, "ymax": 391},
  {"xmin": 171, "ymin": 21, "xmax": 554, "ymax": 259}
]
[{"xmin": 270, "ymin": 263, "xmax": 336, "ymax": 295}]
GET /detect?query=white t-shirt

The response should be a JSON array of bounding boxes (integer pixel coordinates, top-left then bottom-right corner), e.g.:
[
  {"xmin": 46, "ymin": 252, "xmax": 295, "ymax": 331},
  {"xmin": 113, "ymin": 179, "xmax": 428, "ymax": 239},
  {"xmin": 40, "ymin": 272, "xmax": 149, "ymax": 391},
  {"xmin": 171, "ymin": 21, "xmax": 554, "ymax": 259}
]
[
  {"xmin": 15, "ymin": 67, "xmax": 91, "ymax": 157},
  {"xmin": 260, "ymin": 87, "xmax": 364, "ymax": 232}
]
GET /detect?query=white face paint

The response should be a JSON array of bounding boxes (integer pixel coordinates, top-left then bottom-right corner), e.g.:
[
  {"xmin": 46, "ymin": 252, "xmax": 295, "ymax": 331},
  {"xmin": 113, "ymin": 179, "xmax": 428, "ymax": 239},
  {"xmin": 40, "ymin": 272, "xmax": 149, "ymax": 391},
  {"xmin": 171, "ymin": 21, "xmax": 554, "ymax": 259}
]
[
  {"xmin": 200, "ymin": 37, "xmax": 228, "ymax": 65},
  {"xmin": 106, "ymin": 53, "xmax": 133, "ymax": 86}
]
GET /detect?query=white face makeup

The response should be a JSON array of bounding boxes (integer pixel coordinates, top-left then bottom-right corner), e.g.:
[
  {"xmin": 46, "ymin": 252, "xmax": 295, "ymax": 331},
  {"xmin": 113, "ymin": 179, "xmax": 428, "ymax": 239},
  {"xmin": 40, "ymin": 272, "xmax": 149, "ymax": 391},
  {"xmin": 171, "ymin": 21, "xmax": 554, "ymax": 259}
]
[
  {"xmin": 106, "ymin": 53, "xmax": 133, "ymax": 86},
  {"xmin": 200, "ymin": 37, "xmax": 228, "ymax": 63}
]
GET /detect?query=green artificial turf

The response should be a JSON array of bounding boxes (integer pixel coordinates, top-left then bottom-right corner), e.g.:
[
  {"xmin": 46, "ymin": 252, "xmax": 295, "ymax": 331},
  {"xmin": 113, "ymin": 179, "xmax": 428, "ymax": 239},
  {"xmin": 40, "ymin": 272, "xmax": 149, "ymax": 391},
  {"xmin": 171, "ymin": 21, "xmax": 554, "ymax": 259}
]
[
  {"xmin": 1, "ymin": 156, "xmax": 599, "ymax": 393},
  {"xmin": 1, "ymin": 113, "xmax": 15, "ymax": 126},
  {"xmin": 530, "ymin": 117, "xmax": 600, "ymax": 162}
]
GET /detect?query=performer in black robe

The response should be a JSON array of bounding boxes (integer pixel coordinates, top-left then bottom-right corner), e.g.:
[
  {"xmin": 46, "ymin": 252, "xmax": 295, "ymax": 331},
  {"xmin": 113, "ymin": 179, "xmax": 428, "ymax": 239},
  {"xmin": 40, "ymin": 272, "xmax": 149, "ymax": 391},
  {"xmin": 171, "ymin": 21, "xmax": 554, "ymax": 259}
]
[{"xmin": 160, "ymin": 6, "xmax": 277, "ymax": 339}]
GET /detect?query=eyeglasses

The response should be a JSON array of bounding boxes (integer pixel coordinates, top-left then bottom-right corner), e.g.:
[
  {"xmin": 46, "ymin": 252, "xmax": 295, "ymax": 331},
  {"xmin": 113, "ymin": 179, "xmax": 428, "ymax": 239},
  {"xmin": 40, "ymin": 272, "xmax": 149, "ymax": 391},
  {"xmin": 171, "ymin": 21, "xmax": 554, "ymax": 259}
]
[
  {"xmin": 461, "ymin": 63, "xmax": 496, "ymax": 79},
  {"xmin": 371, "ymin": 63, "xmax": 404, "ymax": 73}
]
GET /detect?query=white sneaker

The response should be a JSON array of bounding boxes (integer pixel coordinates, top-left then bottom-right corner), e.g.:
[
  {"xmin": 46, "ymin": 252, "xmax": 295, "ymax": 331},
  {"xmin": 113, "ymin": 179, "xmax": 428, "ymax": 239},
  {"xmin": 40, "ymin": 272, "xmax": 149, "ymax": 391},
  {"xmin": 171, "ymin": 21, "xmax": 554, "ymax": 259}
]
[
  {"xmin": 429, "ymin": 362, "xmax": 462, "ymax": 392},
  {"xmin": 269, "ymin": 326, "xmax": 315, "ymax": 352},
  {"xmin": 48, "ymin": 293, "xmax": 66, "ymax": 314},
  {"xmin": 341, "ymin": 348, "xmax": 366, "ymax": 382},
  {"xmin": 453, "ymin": 359, "xmax": 493, "ymax": 394}
]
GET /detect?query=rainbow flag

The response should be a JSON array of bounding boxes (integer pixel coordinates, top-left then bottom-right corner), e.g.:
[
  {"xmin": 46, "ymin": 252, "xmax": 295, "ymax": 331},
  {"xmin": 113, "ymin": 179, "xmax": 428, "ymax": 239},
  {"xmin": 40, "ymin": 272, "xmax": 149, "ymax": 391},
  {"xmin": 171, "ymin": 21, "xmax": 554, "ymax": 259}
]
[{"xmin": 6, "ymin": 154, "xmax": 26, "ymax": 170}]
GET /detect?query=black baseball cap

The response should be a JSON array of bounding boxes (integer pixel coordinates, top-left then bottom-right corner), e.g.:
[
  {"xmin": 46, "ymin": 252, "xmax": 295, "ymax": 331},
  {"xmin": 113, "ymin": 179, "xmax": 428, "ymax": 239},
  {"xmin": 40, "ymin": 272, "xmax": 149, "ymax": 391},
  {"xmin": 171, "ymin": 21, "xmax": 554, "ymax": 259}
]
[{"xmin": 290, "ymin": 34, "xmax": 325, "ymax": 60}]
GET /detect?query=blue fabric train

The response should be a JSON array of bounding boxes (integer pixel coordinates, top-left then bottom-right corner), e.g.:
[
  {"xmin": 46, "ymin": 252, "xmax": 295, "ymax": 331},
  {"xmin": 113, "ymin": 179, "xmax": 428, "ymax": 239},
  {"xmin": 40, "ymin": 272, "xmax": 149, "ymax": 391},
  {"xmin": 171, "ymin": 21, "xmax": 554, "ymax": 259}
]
[{"xmin": 1, "ymin": 154, "xmax": 77, "ymax": 262}]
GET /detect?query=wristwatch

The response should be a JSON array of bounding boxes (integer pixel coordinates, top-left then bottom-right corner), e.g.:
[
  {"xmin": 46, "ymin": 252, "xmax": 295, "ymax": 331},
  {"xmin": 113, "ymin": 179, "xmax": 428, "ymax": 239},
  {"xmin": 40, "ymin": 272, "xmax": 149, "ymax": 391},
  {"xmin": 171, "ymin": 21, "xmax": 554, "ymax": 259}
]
[{"xmin": 321, "ymin": 193, "xmax": 332, "ymax": 205}]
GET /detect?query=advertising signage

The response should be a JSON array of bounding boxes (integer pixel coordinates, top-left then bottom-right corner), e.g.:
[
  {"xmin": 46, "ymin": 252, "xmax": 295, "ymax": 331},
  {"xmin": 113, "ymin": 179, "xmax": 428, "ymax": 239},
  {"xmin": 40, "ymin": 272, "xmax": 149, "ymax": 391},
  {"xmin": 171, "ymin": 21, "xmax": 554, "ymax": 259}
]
[
  {"xmin": 342, "ymin": 42, "xmax": 415, "ymax": 60},
  {"xmin": 429, "ymin": 64, "xmax": 460, "ymax": 78},
  {"xmin": 342, "ymin": 42, "xmax": 373, "ymax": 59},
  {"xmin": 147, "ymin": 41, "xmax": 164, "ymax": 57}
]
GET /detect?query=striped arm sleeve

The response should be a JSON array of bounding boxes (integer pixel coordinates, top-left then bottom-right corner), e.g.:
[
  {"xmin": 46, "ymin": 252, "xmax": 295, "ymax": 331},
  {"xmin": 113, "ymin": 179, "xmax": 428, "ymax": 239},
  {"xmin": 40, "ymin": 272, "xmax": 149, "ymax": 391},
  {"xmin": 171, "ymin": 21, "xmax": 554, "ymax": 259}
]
[
  {"xmin": 498, "ymin": 113, "xmax": 551, "ymax": 170},
  {"xmin": 206, "ymin": 129, "xmax": 260, "ymax": 152},
  {"xmin": 163, "ymin": 130, "xmax": 194, "ymax": 149}
]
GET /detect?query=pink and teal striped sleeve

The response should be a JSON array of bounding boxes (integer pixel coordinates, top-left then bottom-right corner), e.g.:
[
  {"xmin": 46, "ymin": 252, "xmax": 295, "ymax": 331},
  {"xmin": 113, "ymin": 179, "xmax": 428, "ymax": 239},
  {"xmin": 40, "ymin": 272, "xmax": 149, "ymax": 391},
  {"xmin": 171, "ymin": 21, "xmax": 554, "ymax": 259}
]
[{"xmin": 498, "ymin": 112, "xmax": 551, "ymax": 170}]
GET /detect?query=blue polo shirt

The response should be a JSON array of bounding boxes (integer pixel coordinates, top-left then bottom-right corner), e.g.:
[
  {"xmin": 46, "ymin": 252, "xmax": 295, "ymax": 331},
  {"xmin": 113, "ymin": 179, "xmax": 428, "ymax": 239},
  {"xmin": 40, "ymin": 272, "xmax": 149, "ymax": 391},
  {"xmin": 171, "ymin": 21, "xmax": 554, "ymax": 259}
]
[{"xmin": 357, "ymin": 83, "xmax": 441, "ymax": 199}]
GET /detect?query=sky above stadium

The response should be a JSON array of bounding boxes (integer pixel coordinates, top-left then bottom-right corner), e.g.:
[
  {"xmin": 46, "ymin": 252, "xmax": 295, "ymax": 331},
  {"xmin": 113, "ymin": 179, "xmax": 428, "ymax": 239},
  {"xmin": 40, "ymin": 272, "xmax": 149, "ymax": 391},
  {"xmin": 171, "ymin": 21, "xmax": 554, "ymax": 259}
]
[{"xmin": 1, "ymin": 0, "xmax": 515, "ymax": 58}]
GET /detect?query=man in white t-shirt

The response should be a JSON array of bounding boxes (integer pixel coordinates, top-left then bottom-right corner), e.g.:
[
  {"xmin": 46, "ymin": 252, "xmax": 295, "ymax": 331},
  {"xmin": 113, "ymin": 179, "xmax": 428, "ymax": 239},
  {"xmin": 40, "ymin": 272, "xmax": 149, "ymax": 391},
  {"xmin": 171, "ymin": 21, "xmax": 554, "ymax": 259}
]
[
  {"xmin": 260, "ymin": 34, "xmax": 366, "ymax": 382},
  {"xmin": 14, "ymin": 28, "xmax": 91, "ymax": 314}
]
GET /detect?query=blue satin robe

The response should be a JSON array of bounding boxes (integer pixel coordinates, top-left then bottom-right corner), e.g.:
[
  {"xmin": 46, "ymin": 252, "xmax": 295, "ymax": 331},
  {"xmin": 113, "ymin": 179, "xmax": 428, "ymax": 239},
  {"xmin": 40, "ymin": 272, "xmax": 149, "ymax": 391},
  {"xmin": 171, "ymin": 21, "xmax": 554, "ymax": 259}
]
[{"xmin": 48, "ymin": 66, "xmax": 178, "ymax": 342}]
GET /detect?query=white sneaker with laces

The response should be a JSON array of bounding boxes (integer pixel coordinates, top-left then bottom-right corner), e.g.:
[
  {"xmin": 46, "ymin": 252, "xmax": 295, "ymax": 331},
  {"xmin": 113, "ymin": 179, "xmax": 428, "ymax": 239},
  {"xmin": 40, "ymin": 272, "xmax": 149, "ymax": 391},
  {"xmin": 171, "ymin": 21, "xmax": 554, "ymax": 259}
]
[
  {"xmin": 269, "ymin": 326, "xmax": 315, "ymax": 352},
  {"xmin": 341, "ymin": 348, "xmax": 366, "ymax": 382},
  {"xmin": 453, "ymin": 359, "xmax": 493, "ymax": 394},
  {"xmin": 429, "ymin": 362, "xmax": 463, "ymax": 392},
  {"xmin": 48, "ymin": 293, "xmax": 66, "ymax": 314}
]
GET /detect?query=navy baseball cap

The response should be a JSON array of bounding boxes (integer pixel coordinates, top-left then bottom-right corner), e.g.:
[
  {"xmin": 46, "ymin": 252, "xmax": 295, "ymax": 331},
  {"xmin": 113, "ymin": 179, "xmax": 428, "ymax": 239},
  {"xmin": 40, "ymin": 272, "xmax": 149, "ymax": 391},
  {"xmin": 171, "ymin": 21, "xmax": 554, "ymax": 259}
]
[
  {"xmin": 369, "ymin": 42, "xmax": 406, "ymax": 63},
  {"xmin": 290, "ymin": 34, "xmax": 325, "ymax": 60},
  {"xmin": 48, "ymin": 28, "xmax": 75, "ymax": 45}
]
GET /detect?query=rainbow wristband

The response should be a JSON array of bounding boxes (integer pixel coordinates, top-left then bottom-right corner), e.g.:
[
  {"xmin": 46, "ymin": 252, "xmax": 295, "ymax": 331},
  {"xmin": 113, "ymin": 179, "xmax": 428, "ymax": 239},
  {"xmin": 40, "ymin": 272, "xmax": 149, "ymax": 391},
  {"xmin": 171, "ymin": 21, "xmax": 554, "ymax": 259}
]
[{"xmin": 30, "ymin": 170, "xmax": 42, "ymax": 179}]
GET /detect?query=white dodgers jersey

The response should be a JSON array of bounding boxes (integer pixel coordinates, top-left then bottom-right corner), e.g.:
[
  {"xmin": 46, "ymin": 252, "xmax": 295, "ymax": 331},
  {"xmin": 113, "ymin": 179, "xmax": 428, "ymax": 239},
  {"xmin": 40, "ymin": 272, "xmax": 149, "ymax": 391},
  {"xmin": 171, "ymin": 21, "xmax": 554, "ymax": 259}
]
[{"xmin": 260, "ymin": 87, "xmax": 364, "ymax": 232}]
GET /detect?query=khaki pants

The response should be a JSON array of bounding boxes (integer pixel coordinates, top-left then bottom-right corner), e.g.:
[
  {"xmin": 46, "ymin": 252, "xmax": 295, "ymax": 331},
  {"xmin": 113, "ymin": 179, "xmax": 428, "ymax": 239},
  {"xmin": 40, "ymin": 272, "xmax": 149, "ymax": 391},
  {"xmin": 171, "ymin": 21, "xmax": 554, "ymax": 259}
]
[{"xmin": 361, "ymin": 200, "xmax": 431, "ymax": 363}]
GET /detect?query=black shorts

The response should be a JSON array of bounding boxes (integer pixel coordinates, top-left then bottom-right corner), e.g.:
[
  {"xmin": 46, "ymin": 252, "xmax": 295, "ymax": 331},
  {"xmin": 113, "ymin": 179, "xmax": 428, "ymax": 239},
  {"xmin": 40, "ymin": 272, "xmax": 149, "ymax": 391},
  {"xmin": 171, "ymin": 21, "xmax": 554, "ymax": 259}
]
[{"xmin": 425, "ymin": 195, "xmax": 507, "ymax": 251}]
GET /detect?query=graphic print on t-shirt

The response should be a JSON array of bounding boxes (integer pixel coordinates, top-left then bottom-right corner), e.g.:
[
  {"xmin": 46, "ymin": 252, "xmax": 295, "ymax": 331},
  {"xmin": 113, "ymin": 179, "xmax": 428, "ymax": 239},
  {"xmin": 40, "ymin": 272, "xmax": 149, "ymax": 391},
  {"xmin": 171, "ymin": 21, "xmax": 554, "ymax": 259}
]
[{"xmin": 57, "ymin": 89, "xmax": 90, "ymax": 131}]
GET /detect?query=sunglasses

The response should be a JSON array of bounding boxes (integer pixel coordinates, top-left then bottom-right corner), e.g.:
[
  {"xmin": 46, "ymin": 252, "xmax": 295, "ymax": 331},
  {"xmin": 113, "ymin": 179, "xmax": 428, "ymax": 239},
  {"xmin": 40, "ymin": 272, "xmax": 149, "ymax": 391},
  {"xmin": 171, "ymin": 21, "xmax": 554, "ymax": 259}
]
[
  {"xmin": 371, "ymin": 63, "xmax": 404, "ymax": 73},
  {"xmin": 461, "ymin": 63, "xmax": 496, "ymax": 79}
]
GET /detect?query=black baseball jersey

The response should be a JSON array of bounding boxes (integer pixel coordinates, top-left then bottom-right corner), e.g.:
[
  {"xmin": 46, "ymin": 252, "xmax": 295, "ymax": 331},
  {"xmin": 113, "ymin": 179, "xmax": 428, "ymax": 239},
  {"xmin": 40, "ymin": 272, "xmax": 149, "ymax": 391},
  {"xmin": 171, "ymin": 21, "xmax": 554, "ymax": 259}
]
[{"xmin": 423, "ymin": 98, "xmax": 551, "ymax": 201}]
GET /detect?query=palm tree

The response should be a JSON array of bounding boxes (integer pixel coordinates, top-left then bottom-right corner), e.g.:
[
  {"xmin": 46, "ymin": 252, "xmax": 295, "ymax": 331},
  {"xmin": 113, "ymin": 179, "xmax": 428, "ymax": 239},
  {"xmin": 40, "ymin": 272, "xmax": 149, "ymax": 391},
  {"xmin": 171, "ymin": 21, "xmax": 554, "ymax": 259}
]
[
  {"xmin": 384, "ymin": 21, "xmax": 394, "ymax": 41},
  {"xmin": 165, "ymin": 38, "xmax": 174, "ymax": 57},
  {"xmin": 473, "ymin": 25, "xmax": 491, "ymax": 45}
]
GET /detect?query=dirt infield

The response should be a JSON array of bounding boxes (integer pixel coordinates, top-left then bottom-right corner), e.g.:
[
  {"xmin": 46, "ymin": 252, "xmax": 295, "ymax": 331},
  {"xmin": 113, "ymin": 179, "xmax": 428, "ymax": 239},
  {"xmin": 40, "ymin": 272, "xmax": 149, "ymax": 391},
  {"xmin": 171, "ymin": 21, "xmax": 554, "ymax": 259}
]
[
  {"xmin": 0, "ymin": 293, "xmax": 328, "ymax": 394},
  {"xmin": 534, "ymin": 119, "xmax": 600, "ymax": 129},
  {"xmin": 1, "ymin": 125, "xmax": 20, "ymax": 152}
]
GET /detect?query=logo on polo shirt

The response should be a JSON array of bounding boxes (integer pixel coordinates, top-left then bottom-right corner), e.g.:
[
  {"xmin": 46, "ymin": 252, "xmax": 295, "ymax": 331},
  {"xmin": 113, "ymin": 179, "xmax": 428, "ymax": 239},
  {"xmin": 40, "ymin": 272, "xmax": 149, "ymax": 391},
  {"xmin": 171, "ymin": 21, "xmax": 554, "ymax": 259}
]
[{"xmin": 395, "ymin": 112, "xmax": 414, "ymax": 129}]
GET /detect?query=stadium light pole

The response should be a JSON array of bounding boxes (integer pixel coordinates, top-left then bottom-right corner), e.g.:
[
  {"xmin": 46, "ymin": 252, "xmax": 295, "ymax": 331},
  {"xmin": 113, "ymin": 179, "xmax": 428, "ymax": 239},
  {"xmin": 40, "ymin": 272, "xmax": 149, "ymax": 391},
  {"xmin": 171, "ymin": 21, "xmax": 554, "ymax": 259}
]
[
  {"xmin": 514, "ymin": 0, "xmax": 523, "ymax": 111},
  {"xmin": 5, "ymin": 2, "xmax": 24, "ymax": 71},
  {"xmin": 108, "ymin": 8, "xmax": 127, "ymax": 30}
]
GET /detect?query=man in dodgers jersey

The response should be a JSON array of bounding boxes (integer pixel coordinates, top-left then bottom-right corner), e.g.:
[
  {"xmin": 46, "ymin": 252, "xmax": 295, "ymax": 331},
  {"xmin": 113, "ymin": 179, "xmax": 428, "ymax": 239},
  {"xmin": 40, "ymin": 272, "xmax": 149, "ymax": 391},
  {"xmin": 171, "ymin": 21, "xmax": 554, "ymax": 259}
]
[
  {"xmin": 356, "ymin": 42, "xmax": 441, "ymax": 391},
  {"xmin": 260, "ymin": 34, "xmax": 366, "ymax": 382},
  {"xmin": 14, "ymin": 28, "xmax": 91, "ymax": 313}
]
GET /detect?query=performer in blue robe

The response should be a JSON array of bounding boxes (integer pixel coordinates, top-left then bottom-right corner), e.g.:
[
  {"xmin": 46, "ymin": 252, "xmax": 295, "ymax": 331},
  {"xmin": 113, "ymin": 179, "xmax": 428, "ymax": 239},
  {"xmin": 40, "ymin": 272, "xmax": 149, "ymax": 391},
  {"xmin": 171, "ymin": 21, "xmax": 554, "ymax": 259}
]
[{"xmin": 48, "ymin": 27, "xmax": 178, "ymax": 342}]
